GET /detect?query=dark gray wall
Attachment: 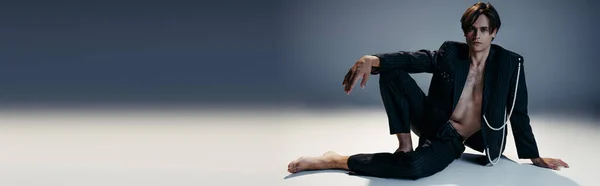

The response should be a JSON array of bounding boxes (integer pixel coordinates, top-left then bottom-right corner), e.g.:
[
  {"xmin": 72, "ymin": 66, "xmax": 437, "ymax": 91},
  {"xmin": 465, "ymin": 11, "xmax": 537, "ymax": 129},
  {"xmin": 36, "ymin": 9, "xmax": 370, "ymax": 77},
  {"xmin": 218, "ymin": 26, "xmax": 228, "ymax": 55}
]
[
  {"xmin": 1, "ymin": 0, "xmax": 598, "ymax": 115},
  {"xmin": 0, "ymin": 0, "xmax": 287, "ymax": 107}
]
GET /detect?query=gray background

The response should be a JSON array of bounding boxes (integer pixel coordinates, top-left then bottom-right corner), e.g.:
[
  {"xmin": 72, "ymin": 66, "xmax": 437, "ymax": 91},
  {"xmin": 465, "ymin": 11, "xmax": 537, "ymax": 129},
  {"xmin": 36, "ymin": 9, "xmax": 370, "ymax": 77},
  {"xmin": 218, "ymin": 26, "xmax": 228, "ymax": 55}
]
[{"xmin": 1, "ymin": 0, "xmax": 598, "ymax": 116}]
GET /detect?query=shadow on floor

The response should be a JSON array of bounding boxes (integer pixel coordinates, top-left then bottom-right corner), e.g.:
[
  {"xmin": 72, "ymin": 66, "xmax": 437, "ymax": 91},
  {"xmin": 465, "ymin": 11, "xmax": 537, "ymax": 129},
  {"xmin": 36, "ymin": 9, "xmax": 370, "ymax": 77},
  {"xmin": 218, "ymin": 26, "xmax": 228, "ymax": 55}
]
[{"xmin": 284, "ymin": 153, "xmax": 579, "ymax": 186}]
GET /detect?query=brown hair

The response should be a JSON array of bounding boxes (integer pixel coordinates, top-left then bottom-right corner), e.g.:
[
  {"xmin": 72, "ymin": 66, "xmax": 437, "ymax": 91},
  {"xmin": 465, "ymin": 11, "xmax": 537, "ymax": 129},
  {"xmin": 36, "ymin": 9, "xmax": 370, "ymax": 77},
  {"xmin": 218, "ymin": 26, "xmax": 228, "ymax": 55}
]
[{"xmin": 460, "ymin": 2, "xmax": 501, "ymax": 40}]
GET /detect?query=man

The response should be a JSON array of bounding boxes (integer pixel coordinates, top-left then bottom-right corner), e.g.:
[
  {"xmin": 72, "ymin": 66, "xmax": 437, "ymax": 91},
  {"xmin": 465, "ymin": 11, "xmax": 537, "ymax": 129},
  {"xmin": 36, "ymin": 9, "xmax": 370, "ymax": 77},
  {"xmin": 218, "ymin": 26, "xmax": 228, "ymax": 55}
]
[{"xmin": 287, "ymin": 2, "xmax": 569, "ymax": 180}]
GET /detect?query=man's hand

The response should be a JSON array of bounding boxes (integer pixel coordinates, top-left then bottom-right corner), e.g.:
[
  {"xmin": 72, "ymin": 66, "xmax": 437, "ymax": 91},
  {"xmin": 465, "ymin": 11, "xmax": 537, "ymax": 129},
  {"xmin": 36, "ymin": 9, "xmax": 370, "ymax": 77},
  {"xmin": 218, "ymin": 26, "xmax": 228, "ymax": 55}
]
[
  {"xmin": 531, "ymin": 157, "xmax": 570, "ymax": 170},
  {"xmin": 342, "ymin": 55, "xmax": 379, "ymax": 95}
]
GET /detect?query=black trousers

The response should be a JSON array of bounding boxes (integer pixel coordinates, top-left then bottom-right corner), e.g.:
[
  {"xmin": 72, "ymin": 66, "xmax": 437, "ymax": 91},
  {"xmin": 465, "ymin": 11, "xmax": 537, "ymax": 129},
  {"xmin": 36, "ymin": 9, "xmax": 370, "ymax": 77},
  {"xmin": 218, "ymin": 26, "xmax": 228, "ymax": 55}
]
[{"xmin": 346, "ymin": 70, "xmax": 467, "ymax": 180}]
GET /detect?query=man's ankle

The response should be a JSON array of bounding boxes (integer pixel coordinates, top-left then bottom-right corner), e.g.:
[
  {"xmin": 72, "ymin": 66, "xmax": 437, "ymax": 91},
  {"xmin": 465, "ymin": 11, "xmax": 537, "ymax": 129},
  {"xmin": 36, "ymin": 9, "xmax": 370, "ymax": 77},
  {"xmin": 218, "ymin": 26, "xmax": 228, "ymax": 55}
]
[{"xmin": 396, "ymin": 133, "xmax": 413, "ymax": 146}]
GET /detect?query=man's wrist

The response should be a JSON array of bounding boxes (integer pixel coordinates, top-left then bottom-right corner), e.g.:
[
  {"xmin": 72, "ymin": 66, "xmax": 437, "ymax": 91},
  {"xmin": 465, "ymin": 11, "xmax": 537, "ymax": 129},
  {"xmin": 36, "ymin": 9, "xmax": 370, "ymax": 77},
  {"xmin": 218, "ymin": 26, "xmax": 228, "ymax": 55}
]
[
  {"xmin": 364, "ymin": 55, "xmax": 381, "ymax": 75},
  {"xmin": 369, "ymin": 56, "xmax": 380, "ymax": 67}
]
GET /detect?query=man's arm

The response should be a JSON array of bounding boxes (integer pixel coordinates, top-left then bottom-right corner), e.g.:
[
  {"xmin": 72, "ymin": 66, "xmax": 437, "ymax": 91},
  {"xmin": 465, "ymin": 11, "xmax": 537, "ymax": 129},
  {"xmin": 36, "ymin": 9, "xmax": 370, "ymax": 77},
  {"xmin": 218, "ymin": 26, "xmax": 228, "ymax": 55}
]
[
  {"xmin": 370, "ymin": 41, "xmax": 452, "ymax": 74},
  {"xmin": 507, "ymin": 57, "xmax": 540, "ymax": 159}
]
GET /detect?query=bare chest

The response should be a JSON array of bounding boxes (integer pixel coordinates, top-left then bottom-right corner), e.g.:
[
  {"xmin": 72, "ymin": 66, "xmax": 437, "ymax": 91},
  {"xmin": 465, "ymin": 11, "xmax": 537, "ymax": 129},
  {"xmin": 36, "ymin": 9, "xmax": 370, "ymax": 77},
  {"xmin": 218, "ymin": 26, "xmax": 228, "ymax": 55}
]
[{"xmin": 449, "ymin": 66, "xmax": 485, "ymax": 138}]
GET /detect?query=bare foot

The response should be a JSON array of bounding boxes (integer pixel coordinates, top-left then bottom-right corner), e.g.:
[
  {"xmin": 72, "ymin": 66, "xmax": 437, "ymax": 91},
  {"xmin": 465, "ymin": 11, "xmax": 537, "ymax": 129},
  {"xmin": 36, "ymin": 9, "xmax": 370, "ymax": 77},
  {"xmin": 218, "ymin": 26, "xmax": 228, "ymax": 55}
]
[
  {"xmin": 395, "ymin": 145, "xmax": 413, "ymax": 153},
  {"xmin": 288, "ymin": 151, "xmax": 341, "ymax": 173}
]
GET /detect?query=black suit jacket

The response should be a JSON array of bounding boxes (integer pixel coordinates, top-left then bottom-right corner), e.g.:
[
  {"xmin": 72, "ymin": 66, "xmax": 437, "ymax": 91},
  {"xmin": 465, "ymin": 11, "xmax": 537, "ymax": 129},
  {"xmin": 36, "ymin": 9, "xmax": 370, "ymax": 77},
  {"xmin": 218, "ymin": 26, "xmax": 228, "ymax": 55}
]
[{"xmin": 371, "ymin": 41, "xmax": 540, "ymax": 163}]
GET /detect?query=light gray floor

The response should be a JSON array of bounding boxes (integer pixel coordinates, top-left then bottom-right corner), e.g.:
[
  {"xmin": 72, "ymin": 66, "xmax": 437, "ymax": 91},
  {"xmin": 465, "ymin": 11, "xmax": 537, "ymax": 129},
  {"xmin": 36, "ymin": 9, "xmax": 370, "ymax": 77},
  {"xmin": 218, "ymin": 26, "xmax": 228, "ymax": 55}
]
[{"xmin": 0, "ymin": 108, "xmax": 596, "ymax": 186}]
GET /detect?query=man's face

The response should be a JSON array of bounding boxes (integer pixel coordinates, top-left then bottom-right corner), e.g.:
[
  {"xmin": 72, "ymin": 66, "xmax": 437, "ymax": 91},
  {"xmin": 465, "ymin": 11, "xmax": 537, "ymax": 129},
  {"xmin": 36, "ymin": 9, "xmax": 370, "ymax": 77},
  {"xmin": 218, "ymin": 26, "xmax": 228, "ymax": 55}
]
[{"xmin": 464, "ymin": 14, "xmax": 497, "ymax": 53}]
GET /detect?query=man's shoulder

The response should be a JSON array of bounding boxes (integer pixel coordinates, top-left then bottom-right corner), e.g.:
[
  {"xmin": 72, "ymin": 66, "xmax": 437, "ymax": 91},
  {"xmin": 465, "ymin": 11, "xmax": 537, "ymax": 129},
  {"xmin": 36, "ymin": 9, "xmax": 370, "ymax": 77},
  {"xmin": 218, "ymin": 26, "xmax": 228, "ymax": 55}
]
[
  {"xmin": 440, "ymin": 41, "xmax": 468, "ymax": 51},
  {"xmin": 491, "ymin": 43, "xmax": 525, "ymax": 63},
  {"xmin": 439, "ymin": 41, "xmax": 472, "ymax": 56},
  {"xmin": 438, "ymin": 41, "xmax": 469, "ymax": 59}
]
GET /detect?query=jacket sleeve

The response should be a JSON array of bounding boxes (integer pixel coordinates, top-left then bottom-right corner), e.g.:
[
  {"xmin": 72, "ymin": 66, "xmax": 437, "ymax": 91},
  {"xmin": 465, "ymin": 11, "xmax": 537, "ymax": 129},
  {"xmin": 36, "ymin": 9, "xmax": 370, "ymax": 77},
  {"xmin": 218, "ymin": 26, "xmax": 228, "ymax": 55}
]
[
  {"xmin": 508, "ymin": 57, "xmax": 541, "ymax": 159},
  {"xmin": 370, "ymin": 41, "xmax": 452, "ymax": 74}
]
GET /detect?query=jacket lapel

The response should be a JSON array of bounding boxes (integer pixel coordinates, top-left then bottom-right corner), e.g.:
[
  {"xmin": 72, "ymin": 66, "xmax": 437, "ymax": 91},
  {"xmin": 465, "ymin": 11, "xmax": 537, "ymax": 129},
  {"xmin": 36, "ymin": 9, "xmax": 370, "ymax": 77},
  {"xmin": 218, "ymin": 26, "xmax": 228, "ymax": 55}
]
[
  {"xmin": 481, "ymin": 48, "xmax": 497, "ymax": 114},
  {"xmin": 451, "ymin": 56, "xmax": 470, "ymax": 110}
]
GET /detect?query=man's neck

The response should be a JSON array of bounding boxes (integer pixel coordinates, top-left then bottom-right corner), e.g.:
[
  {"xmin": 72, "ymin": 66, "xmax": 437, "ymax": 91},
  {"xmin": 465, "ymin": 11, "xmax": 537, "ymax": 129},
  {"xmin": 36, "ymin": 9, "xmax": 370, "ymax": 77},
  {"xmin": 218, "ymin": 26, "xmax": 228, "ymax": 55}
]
[{"xmin": 469, "ymin": 47, "xmax": 491, "ymax": 67}]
